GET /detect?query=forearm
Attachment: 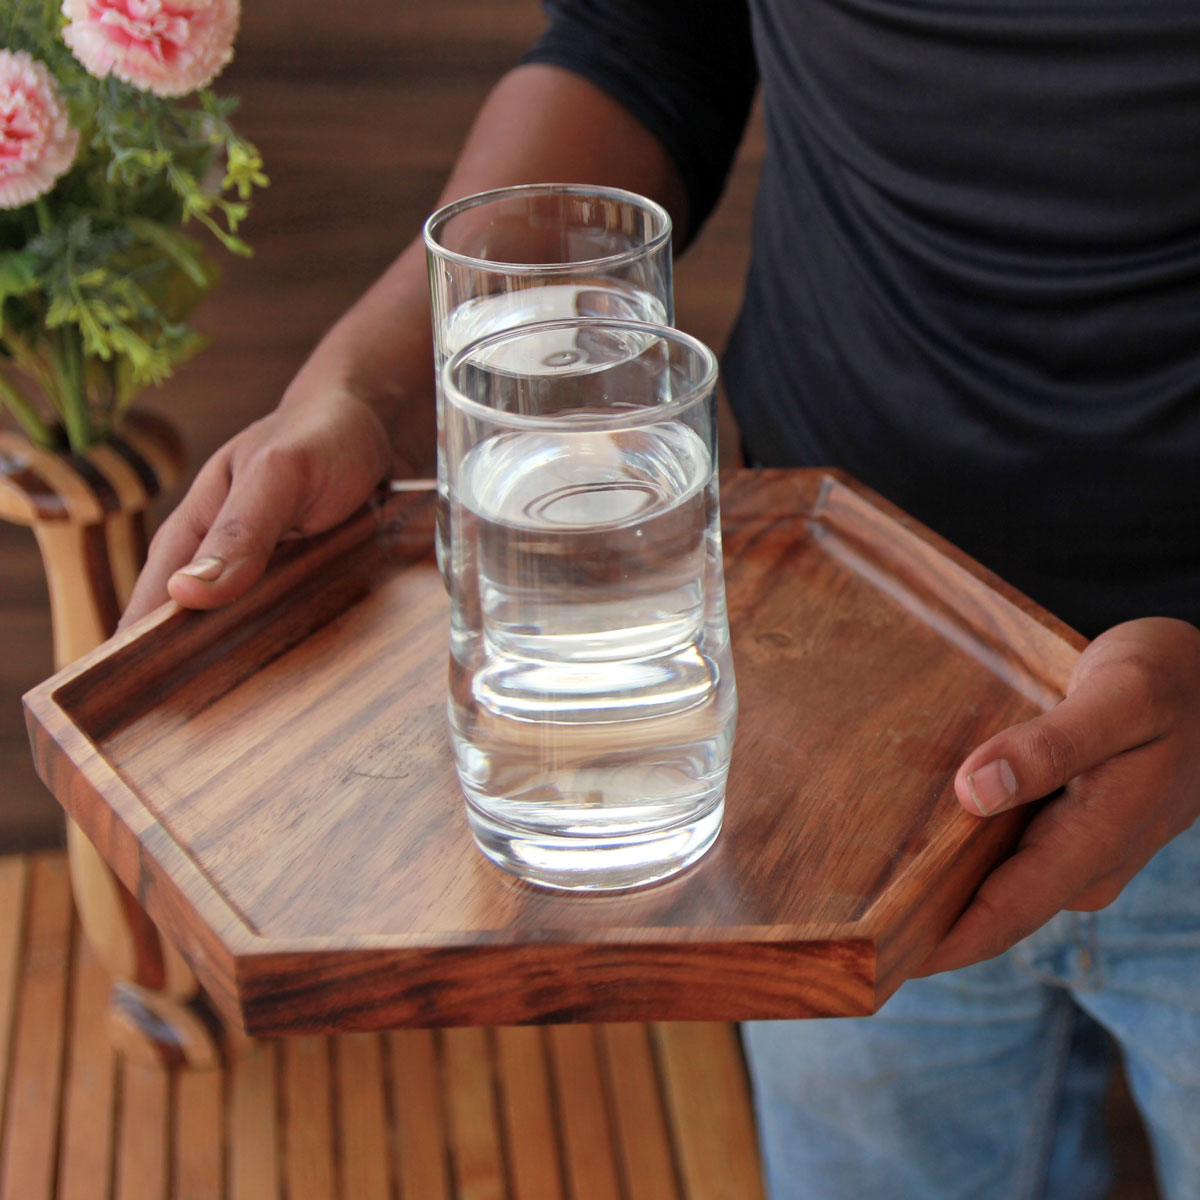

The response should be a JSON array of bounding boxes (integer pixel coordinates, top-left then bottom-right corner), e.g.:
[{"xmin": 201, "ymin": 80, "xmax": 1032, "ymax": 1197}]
[{"xmin": 283, "ymin": 64, "xmax": 687, "ymax": 477}]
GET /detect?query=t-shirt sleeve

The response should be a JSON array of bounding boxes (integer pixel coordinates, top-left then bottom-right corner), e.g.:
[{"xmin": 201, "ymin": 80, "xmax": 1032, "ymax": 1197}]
[{"xmin": 521, "ymin": 0, "xmax": 759, "ymax": 243}]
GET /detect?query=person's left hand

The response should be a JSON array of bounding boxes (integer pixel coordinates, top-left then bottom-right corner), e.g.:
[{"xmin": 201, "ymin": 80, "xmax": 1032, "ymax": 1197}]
[{"xmin": 915, "ymin": 616, "xmax": 1200, "ymax": 977}]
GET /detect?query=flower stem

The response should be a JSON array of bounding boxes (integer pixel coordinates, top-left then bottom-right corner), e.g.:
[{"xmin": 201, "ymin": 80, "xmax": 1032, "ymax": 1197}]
[
  {"xmin": 52, "ymin": 329, "xmax": 93, "ymax": 452},
  {"xmin": 0, "ymin": 371, "xmax": 56, "ymax": 448}
]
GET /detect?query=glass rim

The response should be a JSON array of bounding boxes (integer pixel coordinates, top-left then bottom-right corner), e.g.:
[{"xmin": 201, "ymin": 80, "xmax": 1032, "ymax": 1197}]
[
  {"xmin": 442, "ymin": 318, "xmax": 718, "ymax": 433},
  {"xmin": 423, "ymin": 182, "xmax": 673, "ymax": 274}
]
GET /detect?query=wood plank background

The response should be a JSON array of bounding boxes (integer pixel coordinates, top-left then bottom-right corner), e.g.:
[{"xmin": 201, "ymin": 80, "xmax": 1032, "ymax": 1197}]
[
  {"xmin": 0, "ymin": 2, "xmax": 1158, "ymax": 1196},
  {"xmin": 0, "ymin": 0, "xmax": 758, "ymax": 852}
]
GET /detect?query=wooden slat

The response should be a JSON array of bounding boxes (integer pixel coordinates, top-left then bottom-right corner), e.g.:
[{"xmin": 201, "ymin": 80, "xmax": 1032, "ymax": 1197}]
[
  {"xmin": 173, "ymin": 1067, "xmax": 223, "ymax": 1200},
  {"xmin": 58, "ymin": 935, "xmax": 118, "ymax": 1200},
  {"xmin": 653, "ymin": 1024, "xmax": 766, "ymax": 1200},
  {"xmin": 229, "ymin": 1042, "xmax": 280, "ymax": 1200},
  {"xmin": 599, "ymin": 1024, "xmax": 681, "ymax": 1200},
  {"xmin": 494, "ymin": 1026, "xmax": 564, "ymax": 1200},
  {"xmin": 282, "ymin": 1037, "xmax": 335, "ymax": 1200},
  {"xmin": 0, "ymin": 854, "xmax": 73, "ymax": 1200},
  {"xmin": 0, "ymin": 436, "xmax": 105, "ymax": 526},
  {"xmin": 0, "ymin": 857, "xmax": 29, "ymax": 1145},
  {"xmin": 441, "ymin": 1026, "xmax": 506, "ymax": 1200},
  {"xmin": 388, "ymin": 1029, "xmax": 451, "ymax": 1200},
  {"xmin": 547, "ymin": 1026, "xmax": 622, "ymax": 1200},
  {"xmin": 334, "ymin": 1034, "xmax": 391, "ymax": 1200},
  {"xmin": 116, "ymin": 1060, "xmax": 169, "ymax": 1200},
  {"xmin": 0, "ymin": 855, "xmax": 755, "ymax": 1200},
  {"xmin": 33, "ymin": 521, "xmax": 113, "ymax": 669}
]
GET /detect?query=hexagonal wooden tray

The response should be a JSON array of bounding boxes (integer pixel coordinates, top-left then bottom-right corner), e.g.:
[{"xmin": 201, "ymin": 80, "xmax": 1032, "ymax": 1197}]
[{"xmin": 23, "ymin": 469, "xmax": 1085, "ymax": 1035}]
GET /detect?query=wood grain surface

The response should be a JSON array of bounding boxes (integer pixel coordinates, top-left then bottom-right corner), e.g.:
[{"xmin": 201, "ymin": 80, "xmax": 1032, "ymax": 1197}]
[
  {"xmin": 0, "ymin": 850, "xmax": 768, "ymax": 1200},
  {"xmin": 23, "ymin": 468, "xmax": 1086, "ymax": 1034}
]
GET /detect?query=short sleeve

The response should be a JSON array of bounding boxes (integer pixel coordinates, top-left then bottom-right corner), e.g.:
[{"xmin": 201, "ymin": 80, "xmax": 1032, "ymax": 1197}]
[{"xmin": 521, "ymin": 0, "xmax": 759, "ymax": 243}]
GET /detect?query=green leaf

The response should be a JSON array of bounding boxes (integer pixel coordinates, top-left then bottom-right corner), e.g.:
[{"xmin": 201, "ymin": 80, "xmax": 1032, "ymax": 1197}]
[
  {"xmin": 126, "ymin": 218, "xmax": 216, "ymax": 289},
  {"xmin": 0, "ymin": 250, "xmax": 41, "ymax": 336},
  {"xmin": 0, "ymin": 250, "xmax": 40, "ymax": 296},
  {"xmin": 0, "ymin": 7, "xmax": 268, "ymax": 444}
]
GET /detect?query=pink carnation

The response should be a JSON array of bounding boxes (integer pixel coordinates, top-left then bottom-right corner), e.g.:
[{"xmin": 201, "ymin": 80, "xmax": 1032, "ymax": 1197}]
[
  {"xmin": 61, "ymin": 0, "xmax": 240, "ymax": 98},
  {"xmin": 0, "ymin": 51, "xmax": 80, "ymax": 209}
]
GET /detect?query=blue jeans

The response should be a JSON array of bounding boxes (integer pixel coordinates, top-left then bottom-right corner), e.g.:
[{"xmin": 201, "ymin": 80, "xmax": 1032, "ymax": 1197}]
[{"xmin": 742, "ymin": 821, "xmax": 1200, "ymax": 1200}]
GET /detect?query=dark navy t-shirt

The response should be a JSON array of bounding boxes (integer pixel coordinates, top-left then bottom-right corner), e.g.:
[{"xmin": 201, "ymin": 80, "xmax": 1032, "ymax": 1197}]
[{"xmin": 525, "ymin": 0, "xmax": 1200, "ymax": 636}]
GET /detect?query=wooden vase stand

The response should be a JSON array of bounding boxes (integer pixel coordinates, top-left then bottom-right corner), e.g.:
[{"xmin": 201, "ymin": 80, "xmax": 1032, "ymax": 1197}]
[{"xmin": 0, "ymin": 411, "xmax": 220, "ymax": 1066}]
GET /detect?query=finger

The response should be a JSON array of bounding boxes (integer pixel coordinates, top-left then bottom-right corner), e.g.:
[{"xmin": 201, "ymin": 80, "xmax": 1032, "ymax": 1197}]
[
  {"xmin": 121, "ymin": 515, "xmax": 202, "ymax": 627},
  {"xmin": 120, "ymin": 455, "xmax": 235, "ymax": 626},
  {"xmin": 1061, "ymin": 751, "xmax": 1183, "ymax": 912},
  {"xmin": 1067, "ymin": 868, "xmax": 1140, "ymax": 912},
  {"xmin": 165, "ymin": 452, "xmax": 306, "ymax": 610},
  {"xmin": 915, "ymin": 832, "xmax": 1142, "ymax": 977},
  {"xmin": 954, "ymin": 665, "xmax": 1163, "ymax": 817},
  {"xmin": 912, "ymin": 808, "xmax": 1093, "ymax": 975},
  {"xmin": 922, "ymin": 738, "xmax": 1177, "ymax": 974}
]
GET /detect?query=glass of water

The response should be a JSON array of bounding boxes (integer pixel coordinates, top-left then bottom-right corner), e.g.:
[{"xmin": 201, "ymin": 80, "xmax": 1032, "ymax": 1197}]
[
  {"xmin": 443, "ymin": 317, "xmax": 737, "ymax": 891},
  {"xmin": 424, "ymin": 183, "xmax": 674, "ymax": 577}
]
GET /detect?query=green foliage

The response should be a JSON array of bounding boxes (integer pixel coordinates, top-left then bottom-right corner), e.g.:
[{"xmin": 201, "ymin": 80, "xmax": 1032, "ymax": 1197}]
[{"xmin": 0, "ymin": 1, "xmax": 266, "ymax": 449}]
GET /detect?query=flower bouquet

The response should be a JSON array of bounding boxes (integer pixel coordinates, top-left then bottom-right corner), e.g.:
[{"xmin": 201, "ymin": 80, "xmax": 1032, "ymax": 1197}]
[{"xmin": 1, "ymin": 0, "xmax": 266, "ymax": 451}]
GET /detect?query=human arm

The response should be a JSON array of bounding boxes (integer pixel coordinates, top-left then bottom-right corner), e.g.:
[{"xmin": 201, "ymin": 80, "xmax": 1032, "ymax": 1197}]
[
  {"xmin": 916, "ymin": 616, "xmax": 1200, "ymax": 975},
  {"xmin": 121, "ymin": 0, "xmax": 761, "ymax": 625},
  {"xmin": 120, "ymin": 62, "xmax": 697, "ymax": 623}
]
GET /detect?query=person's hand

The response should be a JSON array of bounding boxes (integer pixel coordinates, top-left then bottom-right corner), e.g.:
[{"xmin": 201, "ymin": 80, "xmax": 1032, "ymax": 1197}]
[
  {"xmin": 121, "ymin": 389, "xmax": 394, "ymax": 626},
  {"xmin": 916, "ymin": 616, "xmax": 1200, "ymax": 976}
]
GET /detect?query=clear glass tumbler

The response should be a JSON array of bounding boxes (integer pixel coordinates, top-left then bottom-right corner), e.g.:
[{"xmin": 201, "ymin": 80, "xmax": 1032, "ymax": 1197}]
[
  {"xmin": 424, "ymin": 183, "xmax": 674, "ymax": 578},
  {"xmin": 443, "ymin": 317, "xmax": 737, "ymax": 891}
]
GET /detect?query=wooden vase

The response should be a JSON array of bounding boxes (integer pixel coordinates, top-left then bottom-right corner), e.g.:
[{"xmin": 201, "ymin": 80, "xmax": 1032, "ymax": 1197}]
[{"xmin": 0, "ymin": 410, "xmax": 230, "ymax": 1066}]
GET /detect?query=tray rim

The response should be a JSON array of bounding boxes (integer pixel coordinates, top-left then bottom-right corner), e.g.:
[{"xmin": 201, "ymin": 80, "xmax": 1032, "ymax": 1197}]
[{"xmin": 23, "ymin": 467, "xmax": 1087, "ymax": 1032}]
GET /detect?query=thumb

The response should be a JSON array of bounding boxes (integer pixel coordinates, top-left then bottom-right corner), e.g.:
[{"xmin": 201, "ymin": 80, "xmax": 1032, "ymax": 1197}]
[
  {"xmin": 165, "ymin": 459, "xmax": 302, "ymax": 611},
  {"xmin": 955, "ymin": 679, "xmax": 1154, "ymax": 817}
]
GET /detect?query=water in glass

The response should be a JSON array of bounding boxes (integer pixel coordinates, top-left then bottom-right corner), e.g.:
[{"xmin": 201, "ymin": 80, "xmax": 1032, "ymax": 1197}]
[{"xmin": 445, "ymin": 323, "xmax": 736, "ymax": 890}]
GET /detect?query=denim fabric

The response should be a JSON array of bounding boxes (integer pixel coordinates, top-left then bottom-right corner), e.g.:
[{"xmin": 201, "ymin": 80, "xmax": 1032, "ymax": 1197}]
[{"xmin": 743, "ymin": 821, "xmax": 1200, "ymax": 1200}]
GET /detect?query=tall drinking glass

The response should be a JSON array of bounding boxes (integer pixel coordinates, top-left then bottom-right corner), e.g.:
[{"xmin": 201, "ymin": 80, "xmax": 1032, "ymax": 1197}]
[
  {"xmin": 443, "ymin": 318, "xmax": 737, "ymax": 891},
  {"xmin": 424, "ymin": 183, "xmax": 674, "ymax": 576}
]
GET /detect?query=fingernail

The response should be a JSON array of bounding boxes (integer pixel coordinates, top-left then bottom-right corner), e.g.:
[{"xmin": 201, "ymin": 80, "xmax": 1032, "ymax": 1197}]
[
  {"xmin": 172, "ymin": 556, "xmax": 224, "ymax": 582},
  {"xmin": 966, "ymin": 759, "xmax": 1017, "ymax": 815}
]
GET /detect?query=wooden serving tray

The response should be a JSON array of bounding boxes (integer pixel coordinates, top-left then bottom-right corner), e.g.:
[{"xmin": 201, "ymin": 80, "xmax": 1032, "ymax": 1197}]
[{"xmin": 23, "ymin": 469, "xmax": 1085, "ymax": 1035}]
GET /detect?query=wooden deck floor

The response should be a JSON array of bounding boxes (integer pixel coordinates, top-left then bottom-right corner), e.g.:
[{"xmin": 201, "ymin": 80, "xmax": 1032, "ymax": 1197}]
[
  {"xmin": 0, "ymin": 2, "xmax": 1161, "ymax": 1196},
  {"xmin": 0, "ymin": 851, "xmax": 769, "ymax": 1200}
]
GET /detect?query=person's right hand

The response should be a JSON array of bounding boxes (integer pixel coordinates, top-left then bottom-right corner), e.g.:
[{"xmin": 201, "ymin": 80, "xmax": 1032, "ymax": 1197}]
[{"xmin": 121, "ymin": 389, "xmax": 395, "ymax": 626}]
